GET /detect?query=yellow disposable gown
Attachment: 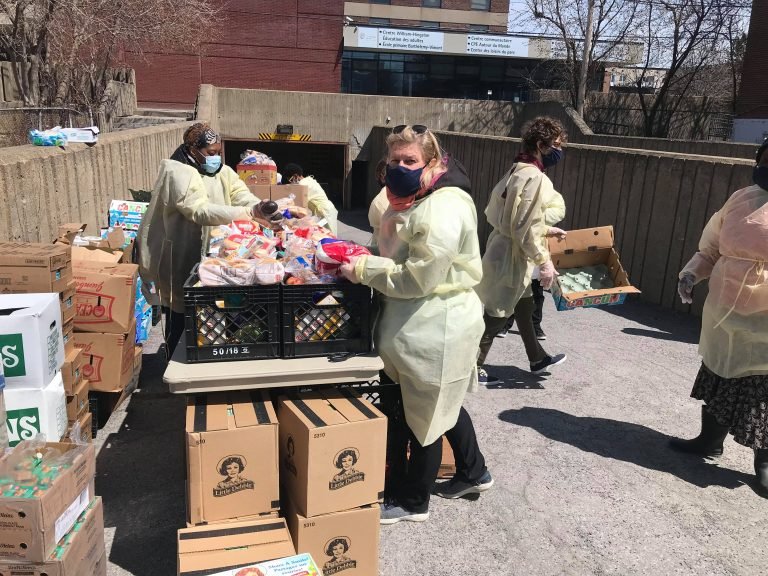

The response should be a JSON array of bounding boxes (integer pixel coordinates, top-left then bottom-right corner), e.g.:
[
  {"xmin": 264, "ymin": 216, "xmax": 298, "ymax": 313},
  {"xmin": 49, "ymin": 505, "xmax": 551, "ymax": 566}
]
[
  {"xmin": 367, "ymin": 187, "xmax": 389, "ymax": 249},
  {"xmin": 475, "ymin": 163, "xmax": 552, "ymax": 318},
  {"xmin": 681, "ymin": 184, "xmax": 768, "ymax": 379},
  {"xmin": 353, "ymin": 187, "xmax": 485, "ymax": 446},
  {"xmin": 138, "ymin": 160, "xmax": 258, "ymax": 313},
  {"xmin": 300, "ymin": 176, "xmax": 338, "ymax": 235},
  {"xmin": 543, "ymin": 189, "xmax": 566, "ymax": 227}
]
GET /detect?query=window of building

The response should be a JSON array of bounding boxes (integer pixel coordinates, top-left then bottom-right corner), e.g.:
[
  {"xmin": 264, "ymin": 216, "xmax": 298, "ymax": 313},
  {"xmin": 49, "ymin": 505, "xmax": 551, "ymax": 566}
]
[
  {"xmin": 370, "ymin": 17, "xmax": 391, "ymax": 25},
  {"xmin": 470, "ymin": 0, "xmax": 491, "ymax": 10},
  {"xmin": 469, "ymin": 24, "xmax": 489, "ymax": 32},
  {"xmin": 370, "ymin": 0, "xmax": 390, "ymax": 4},
  {"xmin": 421, "ymin": 21, "xmax": 440, "ymax": 29},
  {"xmin": 422, "ymin": 0, "xmax": 442, "ymax": 7}
]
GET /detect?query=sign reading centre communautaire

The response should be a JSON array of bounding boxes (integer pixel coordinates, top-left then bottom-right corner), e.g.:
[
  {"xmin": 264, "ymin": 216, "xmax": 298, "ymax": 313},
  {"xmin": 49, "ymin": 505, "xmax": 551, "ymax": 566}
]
[
  {"xmin": 466, "ymin": 35, "xmax": 529, "ymax": 57},
  {"xmin": 359, "ymin": 28, "xmax": 445, "ymax": 52}
]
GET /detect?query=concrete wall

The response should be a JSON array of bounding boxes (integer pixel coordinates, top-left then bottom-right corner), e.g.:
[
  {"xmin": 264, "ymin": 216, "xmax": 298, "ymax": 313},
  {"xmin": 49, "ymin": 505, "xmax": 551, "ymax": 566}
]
[
  {"xmin": 368, "ymin": 126, "xmax": 754, "ymax": 314},
  {"xmin": 0, "ymin": 122, "xmax": 190, "ymax": 243},
  {"xmin": 202, "ymin": 85, "xmax": 521, "ymax": 145}
]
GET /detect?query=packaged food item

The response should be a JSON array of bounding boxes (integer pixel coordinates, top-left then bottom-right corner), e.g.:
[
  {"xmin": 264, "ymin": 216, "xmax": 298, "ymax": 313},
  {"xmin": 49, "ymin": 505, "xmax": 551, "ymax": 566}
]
[{"xmin": 315, "ymin": 239, "xmax": 371, "ymax": 276}]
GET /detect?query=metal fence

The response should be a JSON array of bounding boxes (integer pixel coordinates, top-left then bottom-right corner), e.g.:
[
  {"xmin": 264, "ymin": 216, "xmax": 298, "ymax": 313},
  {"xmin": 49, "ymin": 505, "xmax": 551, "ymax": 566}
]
[{"xmin": 0, "ymin": 107, "xmax": 91, "ymax": 148}]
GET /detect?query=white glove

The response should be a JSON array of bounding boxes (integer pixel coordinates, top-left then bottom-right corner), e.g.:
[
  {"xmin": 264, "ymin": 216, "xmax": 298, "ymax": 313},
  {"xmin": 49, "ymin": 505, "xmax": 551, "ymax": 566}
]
[
  {"xmin": 538, "ymin": 260, "xmax": 558, "ymax": 290},
  {"xmin": 678, "ymin": 273, "xmax": 695, "ymax": 304}
]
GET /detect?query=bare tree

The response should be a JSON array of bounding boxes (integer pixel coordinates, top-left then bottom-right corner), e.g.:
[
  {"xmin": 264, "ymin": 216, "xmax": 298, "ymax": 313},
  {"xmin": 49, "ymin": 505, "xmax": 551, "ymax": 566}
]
[
  {"xmin": 633, "ymin": 0, "xmax": 743, "ymax": 137},
  {"xmin": 513, "ymin": 0, "xmax": 640, "ymax": 116},
  {"xmin": 0, "ymin": 0, "xmax": 220, "ymax": 118}
]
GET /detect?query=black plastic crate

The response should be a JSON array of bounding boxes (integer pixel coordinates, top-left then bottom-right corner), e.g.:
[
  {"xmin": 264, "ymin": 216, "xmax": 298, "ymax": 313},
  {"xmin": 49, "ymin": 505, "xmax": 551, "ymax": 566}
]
[
  {"xmin": 281, "ymin": 282, "xmax": 373, "ymax": 358},
  {"xmin": 183, "ymin": 270, "xmax": 281, "ymax": 363}
]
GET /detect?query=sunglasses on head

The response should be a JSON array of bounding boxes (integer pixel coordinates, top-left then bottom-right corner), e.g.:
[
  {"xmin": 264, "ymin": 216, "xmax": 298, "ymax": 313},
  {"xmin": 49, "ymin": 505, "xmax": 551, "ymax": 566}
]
[{"xmin": 393, "ymin": 124, "xmax": 428, "ymax": 135}]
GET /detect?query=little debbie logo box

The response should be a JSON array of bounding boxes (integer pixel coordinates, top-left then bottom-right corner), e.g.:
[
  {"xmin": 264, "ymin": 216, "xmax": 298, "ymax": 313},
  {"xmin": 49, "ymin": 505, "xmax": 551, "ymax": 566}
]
[{"xmin": 0, "ymin": 293, "xmax": 64, "ymax": 388}]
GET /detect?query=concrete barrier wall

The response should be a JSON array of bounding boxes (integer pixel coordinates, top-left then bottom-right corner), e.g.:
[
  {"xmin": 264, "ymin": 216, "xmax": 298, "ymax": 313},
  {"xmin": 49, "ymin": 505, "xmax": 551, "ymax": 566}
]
[
  {"xmin": 578, "ymin": 134, "xmax": 758, "ymax": 160},
  {"xmin": 369, "ymin": 126, "xmax": 754, "ymax": 314},
  {"xmin": 198, "ymin": 85, "xmax": 522, "ymax": 169},
  {"xmin": 0, "ymin": 122, "xmax": 190, "ymax": 243}
]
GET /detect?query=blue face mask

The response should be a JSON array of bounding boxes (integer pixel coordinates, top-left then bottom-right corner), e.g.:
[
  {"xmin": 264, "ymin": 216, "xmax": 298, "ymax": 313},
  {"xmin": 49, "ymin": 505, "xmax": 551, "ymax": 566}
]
[
  {"xmin": 385, "ymin": 165, "xmax": 424, "ymax": 198},
  {"xmin": 542, "ymin": 147, "xmax": 563, "ymax": 169},
  {"xmin": 754, "ymin": 166, "xmax": 768, "ymax": 191},
  {"xmin": 202, "ymin": 155, "xmax": 222, "ymax": 174}
]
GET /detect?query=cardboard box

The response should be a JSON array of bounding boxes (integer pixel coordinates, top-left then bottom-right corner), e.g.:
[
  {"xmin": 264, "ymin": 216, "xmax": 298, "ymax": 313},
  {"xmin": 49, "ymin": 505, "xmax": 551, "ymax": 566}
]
[
  {"xmin": 270, "ymin": 184, "xmax": 309, "ymax": 209},
  {"xmin": 237, "ymin": 163, "xmax": 278, "ymax": 185},
  {"xmin": 108, "ymin": 199, "xmax": 149, "ymax": 234},
  {"xmin": 246, "ymin": 183, "xmax": 271, "ymax": 201},
  {"xmin": 4, "ymin": 372, "xmax": 67, "ymax": 446},
  {"xmin": 0, "ymin": 293, "xmax": 64, "ymax": 389},
  {"xmin": 203, "ymin": 553, "xmax": 322, "ymax": 576},
  {"xmin": 58, "ymin": 223, "xmax": 134, "ymax": 265},
  {"xmin": 177, "ymin": 517, "xmax": 295, "ymax": 576},
  {"xmin": 61, "ymin": 347, "xmax": 84, "ymax": 395},
  {"xmin": 66, "ymin": 378, "xmax": 90, "ymax": 423},
  {"xmin": 59, "ymin": 281, "xmax": 76, "ymax": 324},
  {"xmin": 0, "ymin": 497, "xmax": 105, "ymax": 576},
  {"xmin": 548, "ymin": 226, "xmax": 641, "ymax": 311},
  {"xmin": 0, "ymin": 442, "xmax": 96, "ymax": 562},
  {"xmin": 64, "ymin": 411, "xmax": 93, "ymax": 444},
  {"xmin": 286, "ymin": 502, "xmax": 379, "ymax": 576},
  {"xmin": 62, "ymin": 318, "xmax": 74, "ymax": 354},
  {"xmin": 72, "ymin": 261, "xmax": 138, "ymax": 334},
  {"xmin": 186, "ymin": 391, "xmax": 279, "ymax": 525},
  {"xmin": 0, "ymin": 243, "xmax": 72, "ymax": 295},
  {"xmin": 74, "ymin": 321, "xmax": 136, "ymax": 393},
  {"xmin": 278, "ymin": 390, "xmax": 386, "ymax": 518}
]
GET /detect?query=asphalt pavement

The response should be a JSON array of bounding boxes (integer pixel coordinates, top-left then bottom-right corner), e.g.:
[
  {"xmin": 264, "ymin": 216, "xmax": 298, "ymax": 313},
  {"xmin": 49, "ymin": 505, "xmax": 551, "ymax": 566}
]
[{"xmin": 100, "ymin": 213, "xmax": 768, "ymax": 576}]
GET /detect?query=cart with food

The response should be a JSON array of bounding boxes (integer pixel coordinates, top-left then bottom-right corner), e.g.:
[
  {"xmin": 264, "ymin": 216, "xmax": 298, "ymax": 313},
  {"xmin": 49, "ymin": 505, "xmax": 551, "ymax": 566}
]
[{"xmin": 163, "ymin": 188, "xmax": 394, "ymax": 576}]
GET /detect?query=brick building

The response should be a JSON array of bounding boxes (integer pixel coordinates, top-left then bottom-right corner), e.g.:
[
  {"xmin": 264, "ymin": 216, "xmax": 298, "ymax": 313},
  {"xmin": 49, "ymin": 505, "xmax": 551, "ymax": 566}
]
[
  {"xmin": 124, "ymin": 1, "xmax": 344, "ymax": 109},
  {"xmin": 733, "ymin": 0, "xmax": 768, "ymax": 143}
]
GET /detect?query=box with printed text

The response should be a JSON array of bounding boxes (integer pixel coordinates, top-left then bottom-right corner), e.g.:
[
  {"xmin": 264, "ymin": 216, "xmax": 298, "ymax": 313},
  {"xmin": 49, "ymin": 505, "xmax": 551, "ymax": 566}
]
[
  {"xmin": 0, "ymin": 293, "xmax": 64, "ymax": 389},
  {"xmin": 73, "ymin": 260, "xmax": 138, "ymax": 334},
  {"xmin": 4, "ymin": 371, "xmax": 67, "ymax": 447},
  {"xmin": 0, "ymin": 441, "xmax": 96, "ymax": 562},
  {"xmin": 186, "ymin": 390, "xmax": 280, "ymax": 525},
  {"xmin": 278, "ymin": 390, "xmax": 386, "ymax": 518},
  {"xmin": 0, "ymin": 243, "xmax": 72, "ymax": 295},
  {"xmin": 73, "ymin": 321, "xmax": 136, "ymax": 393}
]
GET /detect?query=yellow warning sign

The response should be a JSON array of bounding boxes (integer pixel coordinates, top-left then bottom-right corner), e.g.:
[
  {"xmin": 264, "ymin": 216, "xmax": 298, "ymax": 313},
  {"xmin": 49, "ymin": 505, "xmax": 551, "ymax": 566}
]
[{"xmin": 258, "ymin": 133, "xmax": 312, "ymax": 141}]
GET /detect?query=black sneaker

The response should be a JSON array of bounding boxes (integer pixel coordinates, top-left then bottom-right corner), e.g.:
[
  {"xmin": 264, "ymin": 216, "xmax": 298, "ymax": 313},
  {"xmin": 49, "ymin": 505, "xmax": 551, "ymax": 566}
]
[
  {"xmin": 477, "ymin": 367, "xmax": 499, "ymax": 384},
  {"xmin": 380, "ymin": 501, "xmax": 429, "ymax": 525},
  {"xmin": 433, "ymin": 470, "xmax": 494, "ymax": 499},
  {"xmin": 495, "ymin": 330, "xmax": 507, "ymax": 339},
  {"xmin": 530, "ymin": 353, "xmax": 567, "ymax": 374},
  {"xmin": 535, "ymin": 327, "xmax": 547, "ymax": 340}
]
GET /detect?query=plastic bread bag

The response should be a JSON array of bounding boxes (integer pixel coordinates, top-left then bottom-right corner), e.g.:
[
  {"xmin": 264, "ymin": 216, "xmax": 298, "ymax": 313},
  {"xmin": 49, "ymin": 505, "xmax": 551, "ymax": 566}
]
[
  {"xmin": 252, "ymin": 259, "xmax": 285, "ymax": 285},
  {"xmin": 199, "ymin": 257, "xmax": 258, "ymax": 286}
]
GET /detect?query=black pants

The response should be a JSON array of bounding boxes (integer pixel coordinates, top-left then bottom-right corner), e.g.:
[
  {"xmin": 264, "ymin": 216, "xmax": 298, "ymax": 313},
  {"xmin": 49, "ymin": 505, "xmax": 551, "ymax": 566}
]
[
  {"xmin": 504, "ymin": 280, "xmax": 545, "ymax": 332},
  {"xmin": 531, "ymin": 279, "xmax": 545, "ymax": 329},
  {"xmin": 162, "ymin": 307, "xmax": 186, "ymax": 359},
  {"xmin": 399, "ymin": 407, "xmax": 487, "ymax": 514},
  {"xmin": 477, "ymin": 296, "xmax": 547, "ymax": 366}
]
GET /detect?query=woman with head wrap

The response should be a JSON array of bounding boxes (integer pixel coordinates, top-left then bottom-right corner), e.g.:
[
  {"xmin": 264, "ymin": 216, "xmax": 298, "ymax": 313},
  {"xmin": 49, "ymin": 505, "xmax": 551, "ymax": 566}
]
[{"xmin": 138, "ymin": 122, "xmax": 282, "ymax": 356}]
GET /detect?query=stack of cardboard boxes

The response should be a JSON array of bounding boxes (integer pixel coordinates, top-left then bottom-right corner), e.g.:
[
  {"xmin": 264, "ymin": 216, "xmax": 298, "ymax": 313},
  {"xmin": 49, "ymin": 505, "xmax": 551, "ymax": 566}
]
[
  {"xmin": 178, "ymin": 388, "xmax": 387, "ymax": 576},
  {"xmin": 279, "ymin": 390, "xmax": 386, "ymax": 576},
  {"xmin": 72, "ymin": 253, "xmax": 140, "ymax": 426},
  {"xmin": 0, "ymin": 243, "xmax": 73, "ymax": 445},
  {"xmin": 179, "ymin": 391, "xmax": 296, "ymax": 576},
  {"xmin": 0, "ymin": 440, "xmax": 106, "ymax": 575}
]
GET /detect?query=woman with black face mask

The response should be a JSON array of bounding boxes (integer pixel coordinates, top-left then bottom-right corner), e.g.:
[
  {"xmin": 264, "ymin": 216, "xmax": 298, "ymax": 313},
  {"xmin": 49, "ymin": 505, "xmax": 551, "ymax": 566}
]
[
  {"xmin": 339, "ymin": 125, "xmax": 492, "ymax": 525},
  {"xmin": 671, "ymin": 138, "xmax": 768, "ymax": 498},
  {"xmin": 474, "ymin": 116, "xmax": 569, "ymax": 382}
]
